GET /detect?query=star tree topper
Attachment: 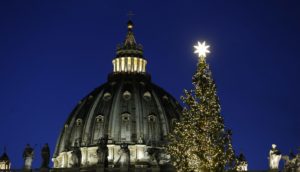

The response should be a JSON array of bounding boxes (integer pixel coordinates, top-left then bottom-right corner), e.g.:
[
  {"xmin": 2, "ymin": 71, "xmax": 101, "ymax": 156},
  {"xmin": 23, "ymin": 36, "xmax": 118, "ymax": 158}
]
[{"xmin": 194, "ymin": 41, "xmax": 210, "ymax": 59}]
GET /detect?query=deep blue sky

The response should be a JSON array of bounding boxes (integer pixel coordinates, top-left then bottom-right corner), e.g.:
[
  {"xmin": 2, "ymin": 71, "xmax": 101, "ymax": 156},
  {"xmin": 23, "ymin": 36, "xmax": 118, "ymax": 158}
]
[{"xmin": 0, "ymin": 0, "xmax": 299, "ymax": 170}]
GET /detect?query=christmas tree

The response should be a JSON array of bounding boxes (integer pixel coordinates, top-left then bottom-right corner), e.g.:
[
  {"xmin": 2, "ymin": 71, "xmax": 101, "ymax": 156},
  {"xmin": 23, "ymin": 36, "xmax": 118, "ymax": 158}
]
[{"xmin": 166, "ymin": 42, "xmax": 236, "ymax": 171}]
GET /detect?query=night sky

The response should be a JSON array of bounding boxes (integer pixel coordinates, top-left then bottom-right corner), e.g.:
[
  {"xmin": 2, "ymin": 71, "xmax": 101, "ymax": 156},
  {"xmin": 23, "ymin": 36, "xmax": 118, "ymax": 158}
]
[{"xmin": 0, "ymin": 1, "xmax": 299, "ymax": 170}]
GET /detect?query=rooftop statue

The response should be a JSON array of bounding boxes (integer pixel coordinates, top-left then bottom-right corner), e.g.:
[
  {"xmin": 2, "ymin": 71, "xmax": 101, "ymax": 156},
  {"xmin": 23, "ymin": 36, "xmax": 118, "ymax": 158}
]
[
  {"xmin": 97, "ymin": 137, "xmax": 108, "ymax": 167},
  {"xmin": 269, "ymin": 144, "xmax": 282, "ymax": 170},
  {"xmin": 115, "ymin": 143, "xmax": 130, "ymax": 169},
  {"xmin": 282, "ymin": 150, "xmax": 300, "ymax": 172},
  {"xmin": 137, "ymin": 136, "xmax": 143, "ymax": 144},
  {"xmin": 147, "ymin": 147, "xmax": 160, "ymax": 166},
  {"xmin": 69, "ymin": 150, "xmax": 79, "ymax": 167},
  {"xmin": 41, "ymin": 143, "xmax": 50, "ymax": 168},
  {"xmin": 23, "ymin": 144, "xmax": 34, "ymax": 170}
]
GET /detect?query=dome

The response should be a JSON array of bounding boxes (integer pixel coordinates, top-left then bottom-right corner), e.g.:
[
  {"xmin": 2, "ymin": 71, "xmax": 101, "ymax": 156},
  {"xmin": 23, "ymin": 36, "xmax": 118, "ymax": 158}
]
[{"xmin": 52, "ymin": 21, "xmax": 182, "ymax": 169}]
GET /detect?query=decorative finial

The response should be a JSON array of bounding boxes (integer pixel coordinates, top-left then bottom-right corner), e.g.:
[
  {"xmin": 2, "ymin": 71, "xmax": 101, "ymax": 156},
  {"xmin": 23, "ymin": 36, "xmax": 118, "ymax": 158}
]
[
  {"xmin": 127, "ymin": 20, "xmax": 134, "ymax": 30},
  {"xmin": 127, "ymin": 11, "xmax": 135, "ymax": 30},
  {"xmin": 194, "ymin": 41, "xmax": 210, "ymax": 60}
]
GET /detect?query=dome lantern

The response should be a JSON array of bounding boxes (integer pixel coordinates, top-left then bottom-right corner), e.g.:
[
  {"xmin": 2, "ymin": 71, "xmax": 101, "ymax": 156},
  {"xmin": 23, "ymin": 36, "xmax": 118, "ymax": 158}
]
[{"xmin": 112, "ymin": 20, "xmax": 147, "ymax": 73}]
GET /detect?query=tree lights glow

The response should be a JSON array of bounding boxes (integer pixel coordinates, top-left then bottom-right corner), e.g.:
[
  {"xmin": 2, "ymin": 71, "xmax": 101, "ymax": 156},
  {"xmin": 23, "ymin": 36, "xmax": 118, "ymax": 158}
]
[{"xmin": 166, "ymin": 42, "xmax": 235, "ymax": 171}]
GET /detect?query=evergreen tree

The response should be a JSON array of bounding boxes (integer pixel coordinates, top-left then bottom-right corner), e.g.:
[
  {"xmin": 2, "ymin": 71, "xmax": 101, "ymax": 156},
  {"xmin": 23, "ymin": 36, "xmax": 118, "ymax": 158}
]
[{"xmin": 166, "ymin": 48, "xmax": 236, "ymax": 171}]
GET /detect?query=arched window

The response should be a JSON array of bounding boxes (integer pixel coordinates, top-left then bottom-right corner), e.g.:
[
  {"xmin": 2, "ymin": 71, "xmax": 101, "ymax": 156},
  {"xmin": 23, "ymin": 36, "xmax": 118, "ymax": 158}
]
[
  {"xmin": 122, "ymin": 90, "xmax": 131, "ymax": 100},
  {"xmin": 103, "ymin": 92, "xmax": 112, "ymax": 101},
  {"xmin": 72, "ymin": 118, "xmax": 83, "ymax": 146},
  {"xmin": 120, "ymin": 113, "xmax": 131, "ymax": 142},
  {"xmin": 148, "ymin": 114, "xmax": 157, "ymax": 142},
  {"xmin": 76, "ymin": 118, "xmax": 82, "ymax": 126},
  {"xmin": 143, "ymin": 91, "xmax": 151, "ymax": 101},
  {"xmin": 93, "ymin": 115, "xmax": 105, "ymax": 143}
]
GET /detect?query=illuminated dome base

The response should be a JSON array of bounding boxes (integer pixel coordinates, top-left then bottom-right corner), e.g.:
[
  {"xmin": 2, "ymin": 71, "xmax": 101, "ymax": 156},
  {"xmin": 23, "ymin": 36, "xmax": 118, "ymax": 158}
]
[{"xmin": 52, "ymin": 74, "xmax": 181, "ymax": 169}]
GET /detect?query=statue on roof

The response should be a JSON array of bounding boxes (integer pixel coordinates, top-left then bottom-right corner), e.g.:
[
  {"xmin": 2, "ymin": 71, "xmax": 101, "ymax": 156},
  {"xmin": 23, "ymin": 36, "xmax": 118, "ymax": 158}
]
[
  {"xmin": 137, "ymin": 136, "xmax": 144, "ymax": 144},
  {"xmin": 282, "ymin": 149, "xmax": 300, "ymax": 172},
  {"xmin": 40, "ymin": 143, "xmax": 50, "ymax": 168},
  {"xmin": 74, "ymin": 142, "xmax": 82, "ymax": 167},
  {"xmin": 97, "ymin": 137, "xmax": 108, "ymax": 167},
  {"xmin": 115, "ymin": 143, "xmax": 130, "ymax": 169},
  {"xmin": 68, "ymin": 139, "xmax": 82, "ymax": 167},
  {"xmin": 23, "ymin": 144, "xmax": 34, "ymax": 170},
  {"xmin": 269, "ymin": 144, "xmax": 281, "ymax": 170},
  {"xmin": 146, "ymin": 147, "xmax": 160, "ymax": 166},
  {"xmin": 69, "ymin": 150, "xmax": 79, "ymax": 167}
]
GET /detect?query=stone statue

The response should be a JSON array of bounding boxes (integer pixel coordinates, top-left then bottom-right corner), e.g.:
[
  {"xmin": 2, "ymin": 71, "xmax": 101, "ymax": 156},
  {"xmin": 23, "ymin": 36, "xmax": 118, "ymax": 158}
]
[
  {"xmin": 53, "ymin": 158, "xmax": 59, "ymax": 168},
  {"xmin": 116, "ymin": 143, "xmax": 130, "ymax": 168},
  {"xmin": 236, "ymin": 153, "xmax": 248, "ymax": 171},
  {"xmin": 269, "ymin": 144, "xmax": 282, "ymax": 170},
  {"xmin": 74, "ymin": 146, "xmax": 82, "ymax": 167},
  {"xmin": 41, "ymin": 143, "xmax": 50, "ymax": 168},
  {"xmin": 97, "ymin": 137, "xmax": 108, "ymax": 167},
  {"xmin": 283, "ymin": 152, "xmax": 295, "ymax": 171},
  {"xmin": 69, "ymin": 150, "xmax": 79, "ymax": 167},
  {"xmin": 137, "ymin": 136, "xmax": 143, "ymax": 144},
  {"xmin": 23, "ymin": 144, "xmax": 34, "ymax": 170},
  {"xmin": 146, "ymin": 148, "xmax": 160, "ymax": 166},
  {"xmin": 68, "ymin": 141, "xmax": 82, "ymax": 167},
  {"xmin": 282, "ymin": 151, "xmax": 300, "ymax": 172}
]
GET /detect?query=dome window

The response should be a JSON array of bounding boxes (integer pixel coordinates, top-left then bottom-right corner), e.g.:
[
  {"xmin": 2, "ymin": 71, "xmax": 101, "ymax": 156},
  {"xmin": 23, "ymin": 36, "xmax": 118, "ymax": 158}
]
[
  {"xmin": 76, "ymin": 118, "xmax": 82, "ymax": 126},
  {"xmin": 95, "ymin": 115, "xmax": 104, "ymax": 123},
  {"xmin": 120, "ymin": 113, "xmax": 131, "ymax": 141},
  {"xmin": 103, "ymin": 92, "xmax": 112, "ymax": 101},
  {"xmin": 143, "ymin": 91, "xmax": 151, "ymax": 101},
  {"xmin": 110, "ymin": 81, "xmax": 116, "ymax": 86},
  {"xmin": 123, "ymin": 90, "xmax": 131, "ymax": 100},
  {"xmin": 121, "ymin": 113, "xmax": 130, "ymax": 122},
  {"xmin": 148, "ymin": 114, "xmax": 156, "ymax": 122},
  {"xmin": 163, "ymin": 95, "xmax": 169, "ymax": 100},
  {"xmin": 93, "ymin": 115, "xmax": 105, "ymax": 143}
]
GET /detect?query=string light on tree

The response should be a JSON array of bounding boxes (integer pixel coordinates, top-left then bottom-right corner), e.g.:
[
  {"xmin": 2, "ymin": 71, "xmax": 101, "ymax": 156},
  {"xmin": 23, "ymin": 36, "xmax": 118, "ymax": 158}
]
[{"xmin": 166, "ymin": 40, "xmax": 236, "ymax": 171}]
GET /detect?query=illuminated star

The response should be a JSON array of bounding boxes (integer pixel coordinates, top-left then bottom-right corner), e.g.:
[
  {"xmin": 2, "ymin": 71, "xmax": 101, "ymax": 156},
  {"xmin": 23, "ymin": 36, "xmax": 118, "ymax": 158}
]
[{"xmin": 194, "ymin": 41, "xmax": 210, "ymax": 58}]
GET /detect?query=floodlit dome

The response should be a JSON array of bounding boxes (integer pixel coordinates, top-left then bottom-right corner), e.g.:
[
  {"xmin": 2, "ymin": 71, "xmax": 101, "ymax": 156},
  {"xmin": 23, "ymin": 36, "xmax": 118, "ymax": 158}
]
[{"xmin": 53, "ymin": 21, "xmax": 182, "ymax": 168}]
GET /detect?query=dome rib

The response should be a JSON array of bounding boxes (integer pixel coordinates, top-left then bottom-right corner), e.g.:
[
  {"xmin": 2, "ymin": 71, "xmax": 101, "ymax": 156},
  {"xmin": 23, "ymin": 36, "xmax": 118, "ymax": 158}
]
[{"xmin": 81, "ymin": 86, "xmax": 106, "ymax": 146}]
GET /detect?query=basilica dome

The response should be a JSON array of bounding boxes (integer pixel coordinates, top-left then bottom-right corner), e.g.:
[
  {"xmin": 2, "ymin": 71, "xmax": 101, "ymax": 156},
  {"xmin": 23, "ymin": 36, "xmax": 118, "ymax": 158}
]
[{"xmin": 52, "ymin": 21, "xmax": 181, "ymax": 168}]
